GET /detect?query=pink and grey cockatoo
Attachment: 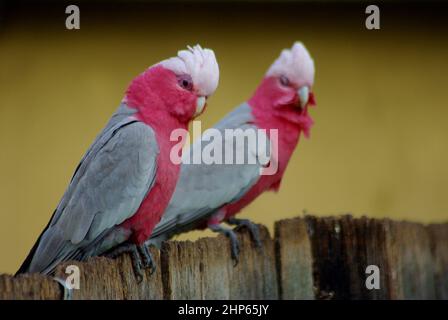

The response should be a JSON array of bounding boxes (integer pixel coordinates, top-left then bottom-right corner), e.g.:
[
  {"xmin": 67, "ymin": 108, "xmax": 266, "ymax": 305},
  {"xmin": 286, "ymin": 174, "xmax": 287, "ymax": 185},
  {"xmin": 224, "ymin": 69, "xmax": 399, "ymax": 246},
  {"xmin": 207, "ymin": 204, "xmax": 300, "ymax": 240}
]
[
  {"xmin": 148, "ymin": 42, "xmax": 315, "ymax": 261},
  {"xmin": 16, "ymin": 45, "xmax": 219, "ymax": 279}
]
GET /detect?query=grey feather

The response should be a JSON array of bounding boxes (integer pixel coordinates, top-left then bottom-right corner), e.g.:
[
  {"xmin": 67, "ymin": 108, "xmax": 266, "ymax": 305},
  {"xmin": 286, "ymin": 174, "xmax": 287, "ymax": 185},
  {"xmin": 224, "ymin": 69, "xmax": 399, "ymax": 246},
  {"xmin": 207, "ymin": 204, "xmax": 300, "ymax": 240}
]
[{"xmin": 26, "ymin": 104, "xmax": 158, "ymax": 274}]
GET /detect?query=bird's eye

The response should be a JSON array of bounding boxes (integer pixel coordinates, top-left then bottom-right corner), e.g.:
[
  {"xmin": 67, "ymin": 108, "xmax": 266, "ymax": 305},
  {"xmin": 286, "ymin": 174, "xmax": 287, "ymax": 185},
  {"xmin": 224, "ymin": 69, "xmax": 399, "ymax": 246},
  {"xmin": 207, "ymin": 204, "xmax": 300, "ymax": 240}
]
[
  {"xmin": 280, "ymin": 75, "xmax": 290, "ymax": 87},
  {"xmin": 177, "ymin": 75, "xmax": 193, "ymax": 91}
]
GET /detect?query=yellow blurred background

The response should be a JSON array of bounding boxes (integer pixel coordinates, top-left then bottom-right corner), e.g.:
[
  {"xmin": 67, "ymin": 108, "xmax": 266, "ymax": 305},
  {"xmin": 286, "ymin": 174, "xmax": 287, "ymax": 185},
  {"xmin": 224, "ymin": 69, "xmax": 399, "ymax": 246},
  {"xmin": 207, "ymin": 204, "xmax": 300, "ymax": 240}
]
[{"xmin": 0, "ymin": 2, "xmax": 447, "ymax": 274}]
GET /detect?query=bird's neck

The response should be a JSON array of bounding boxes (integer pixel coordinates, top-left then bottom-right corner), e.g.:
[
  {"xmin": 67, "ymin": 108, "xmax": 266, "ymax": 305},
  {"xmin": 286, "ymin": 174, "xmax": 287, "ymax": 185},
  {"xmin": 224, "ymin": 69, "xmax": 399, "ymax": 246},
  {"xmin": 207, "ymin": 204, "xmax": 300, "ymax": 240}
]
[{"xmin": 248, "ymin": 96, "xmax": 304, "ymax": 177}]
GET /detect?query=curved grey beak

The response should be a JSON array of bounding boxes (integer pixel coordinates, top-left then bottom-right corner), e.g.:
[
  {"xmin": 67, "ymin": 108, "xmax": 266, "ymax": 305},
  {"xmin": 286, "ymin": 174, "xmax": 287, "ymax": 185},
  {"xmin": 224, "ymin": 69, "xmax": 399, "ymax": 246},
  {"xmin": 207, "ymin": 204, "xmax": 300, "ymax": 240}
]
[
  {"xmin": 195, "ymin": 96, "xmax": 206, "ymax": 117},
  {"xmin": 298, "ymin": 86, "xmax": 310, "ymax": 109}
]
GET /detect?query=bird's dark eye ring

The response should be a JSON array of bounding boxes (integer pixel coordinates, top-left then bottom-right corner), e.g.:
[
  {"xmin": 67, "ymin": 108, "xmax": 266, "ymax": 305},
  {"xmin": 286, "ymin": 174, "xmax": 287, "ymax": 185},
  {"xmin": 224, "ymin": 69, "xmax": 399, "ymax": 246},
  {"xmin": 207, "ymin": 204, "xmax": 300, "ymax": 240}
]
[
  {"xmin": 177, "ymin": 75, "xmax": 193, "ymax": 91},
  {"xmin": 280, "ymin": 75, "xmax": 290, "ymax": 86}
]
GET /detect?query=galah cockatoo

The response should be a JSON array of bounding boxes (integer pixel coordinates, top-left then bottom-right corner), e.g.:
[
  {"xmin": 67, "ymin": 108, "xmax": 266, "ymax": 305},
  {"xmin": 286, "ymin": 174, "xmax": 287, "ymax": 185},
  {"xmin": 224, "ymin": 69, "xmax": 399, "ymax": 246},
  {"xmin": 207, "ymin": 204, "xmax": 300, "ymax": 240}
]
[
  {"xmin": 16, "ymin": 45, "xmax": 220, "ymax": 279},
  {"xmin": 149, "ymin": 42, "xmax": 315, "ymax": 262}
]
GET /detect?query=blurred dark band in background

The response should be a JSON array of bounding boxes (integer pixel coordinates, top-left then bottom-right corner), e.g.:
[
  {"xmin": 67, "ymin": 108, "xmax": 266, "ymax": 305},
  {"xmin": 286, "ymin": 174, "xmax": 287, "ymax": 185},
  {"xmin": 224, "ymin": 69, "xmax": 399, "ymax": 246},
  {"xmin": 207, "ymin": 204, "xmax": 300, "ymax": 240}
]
[{"xmin": 0, "ymin": 1, "xmax": 447, "ymax": 32}]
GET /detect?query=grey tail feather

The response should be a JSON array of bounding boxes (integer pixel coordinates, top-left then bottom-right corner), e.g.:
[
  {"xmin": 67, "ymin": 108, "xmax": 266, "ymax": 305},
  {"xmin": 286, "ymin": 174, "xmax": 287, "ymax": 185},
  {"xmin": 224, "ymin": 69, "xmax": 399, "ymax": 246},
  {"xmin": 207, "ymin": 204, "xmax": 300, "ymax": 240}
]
[
  {"xmin": 15, "ymin": 210, "xmax": 57, "ymax": 275},
  {"xmin": 40, "ymin": 247, "xmax": 83, "ymax": 275}
]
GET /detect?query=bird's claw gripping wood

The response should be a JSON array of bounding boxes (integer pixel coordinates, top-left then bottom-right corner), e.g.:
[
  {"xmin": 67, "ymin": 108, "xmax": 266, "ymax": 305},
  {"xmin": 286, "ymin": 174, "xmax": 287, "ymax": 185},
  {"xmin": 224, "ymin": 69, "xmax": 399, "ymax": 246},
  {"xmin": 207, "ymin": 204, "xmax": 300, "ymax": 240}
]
[
  {"xmin": 106, "ymin": 243, "xmax": 155, "ymax": 283},
  {"xmin": 209, "ymin": 224, "xmax": 240, "ymax": 266},
  {"xmin": 227, "ymin": 217, "xmax": 262, "ymax": 249},
  {"xmin": 137, "ymin": 244, "xmax": 156, "ymax": 275}
]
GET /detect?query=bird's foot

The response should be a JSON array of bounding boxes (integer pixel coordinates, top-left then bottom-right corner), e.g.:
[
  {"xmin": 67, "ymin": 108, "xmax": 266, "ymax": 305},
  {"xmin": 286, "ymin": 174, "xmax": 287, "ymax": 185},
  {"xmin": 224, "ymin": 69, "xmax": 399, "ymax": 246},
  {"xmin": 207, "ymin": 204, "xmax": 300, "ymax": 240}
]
[
  {"xmin": 137, "ymin": 244, "xmax": 156, "ymax": 275},
  {"xmin": 208, "ymin": 224, "xmax": 240, "ymax": 266},
  {"xmin": 106, "ymin": 243, "xmax": 155, "ymax": 283},
  {"xmin": 227, "ymin": 217, "xmax": 262, "ymax": 249}
]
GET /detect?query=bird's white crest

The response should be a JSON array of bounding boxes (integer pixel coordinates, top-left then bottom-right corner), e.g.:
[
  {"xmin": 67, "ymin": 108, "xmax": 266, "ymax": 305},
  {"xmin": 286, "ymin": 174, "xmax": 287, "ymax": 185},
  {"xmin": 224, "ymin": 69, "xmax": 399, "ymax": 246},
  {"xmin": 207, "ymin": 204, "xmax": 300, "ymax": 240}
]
[
  {"xmin": 266, "ymin": 42, "xmax": 315, "ymax": 87},
  {"xmin": 159, "ymin": 45, "xmax": 220, "ymax": 97}
]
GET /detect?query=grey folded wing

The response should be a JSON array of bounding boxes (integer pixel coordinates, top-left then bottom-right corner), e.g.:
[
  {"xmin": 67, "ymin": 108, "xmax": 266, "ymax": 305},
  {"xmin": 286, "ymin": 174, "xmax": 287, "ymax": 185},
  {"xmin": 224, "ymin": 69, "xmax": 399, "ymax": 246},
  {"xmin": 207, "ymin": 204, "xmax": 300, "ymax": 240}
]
[
  {"xmin": 150, "ymin": 102, "xmax": 267, "ymax": 242},
  {"xmin": 24, "ymin": 113, "xmax": 158, "ymax": 274}
]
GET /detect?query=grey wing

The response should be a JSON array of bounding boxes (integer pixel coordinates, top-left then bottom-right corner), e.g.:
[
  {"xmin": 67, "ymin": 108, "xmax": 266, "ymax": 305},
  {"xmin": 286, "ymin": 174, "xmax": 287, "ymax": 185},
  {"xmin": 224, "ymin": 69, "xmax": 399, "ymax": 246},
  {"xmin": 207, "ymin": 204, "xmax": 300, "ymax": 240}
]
[
  {"xmin": 26, "ymin": 111, "xmax": 158, "ymax": 274},
  {"xmin": 150, "ymin": 103, "xmax": 265, "ymax": 241}
]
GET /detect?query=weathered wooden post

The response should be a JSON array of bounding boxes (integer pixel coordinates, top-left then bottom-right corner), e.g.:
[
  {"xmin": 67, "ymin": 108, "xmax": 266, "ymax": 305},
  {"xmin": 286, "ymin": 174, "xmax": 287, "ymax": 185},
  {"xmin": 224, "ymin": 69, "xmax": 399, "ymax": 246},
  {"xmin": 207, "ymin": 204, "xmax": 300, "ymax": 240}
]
[{"xmin": 0, "ymin": 216, "xmax": 446, "ymax": 300}]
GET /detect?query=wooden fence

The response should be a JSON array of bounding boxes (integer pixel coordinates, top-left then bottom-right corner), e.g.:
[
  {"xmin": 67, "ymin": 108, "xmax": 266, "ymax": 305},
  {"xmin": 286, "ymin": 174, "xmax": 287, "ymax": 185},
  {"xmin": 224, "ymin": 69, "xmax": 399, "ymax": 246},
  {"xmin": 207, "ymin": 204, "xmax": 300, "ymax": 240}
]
[{"xmin": 1, "ymin": 215, "xmax": 447, "ymax": 300}]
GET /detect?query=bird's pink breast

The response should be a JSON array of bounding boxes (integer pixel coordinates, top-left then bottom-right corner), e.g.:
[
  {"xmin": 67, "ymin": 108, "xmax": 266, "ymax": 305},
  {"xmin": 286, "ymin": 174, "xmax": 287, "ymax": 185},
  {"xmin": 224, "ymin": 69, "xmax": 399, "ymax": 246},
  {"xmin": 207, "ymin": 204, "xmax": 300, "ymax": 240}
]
[
  {"xmin": 222, "ymin": 92, "xmax": 307, "ymax": 220},
  {"xmin": 222, "ymin": 119, "xmax": 301, "ymax": 220}
]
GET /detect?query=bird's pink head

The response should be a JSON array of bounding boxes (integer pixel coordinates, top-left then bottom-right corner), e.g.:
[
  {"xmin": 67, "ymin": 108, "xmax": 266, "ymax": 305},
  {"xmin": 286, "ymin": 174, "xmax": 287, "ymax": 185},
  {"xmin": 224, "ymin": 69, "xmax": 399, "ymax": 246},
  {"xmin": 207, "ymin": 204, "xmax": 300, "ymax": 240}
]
[
  {"xmin": 125, "ymin": 45, "xmax": 219, "ymax": 125},
  {"xmin": 249, "ymin": 42, "xmax": 316, "ymax": 137}
]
